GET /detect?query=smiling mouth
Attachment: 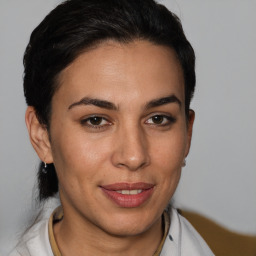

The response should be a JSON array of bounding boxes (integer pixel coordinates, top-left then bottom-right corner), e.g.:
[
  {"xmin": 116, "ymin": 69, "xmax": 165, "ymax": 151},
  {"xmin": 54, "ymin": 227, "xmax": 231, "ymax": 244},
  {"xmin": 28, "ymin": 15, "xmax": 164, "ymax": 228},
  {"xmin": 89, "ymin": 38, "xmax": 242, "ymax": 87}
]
[
  {"xmin": 116, "ymin": 189, "xmax": 142, "ymax": 195},
  {"xmin": 100, "ymin": 183, "xmax": 154, "ymax": 208}
]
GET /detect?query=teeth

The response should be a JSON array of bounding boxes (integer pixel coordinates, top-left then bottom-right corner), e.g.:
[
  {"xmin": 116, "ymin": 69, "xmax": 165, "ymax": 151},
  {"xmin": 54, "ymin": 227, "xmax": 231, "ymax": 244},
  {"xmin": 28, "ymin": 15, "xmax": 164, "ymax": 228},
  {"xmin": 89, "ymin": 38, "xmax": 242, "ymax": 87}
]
[
  {"xmin": 116, "ymin": 189, "xmax": 143, "ymax": 195},
  {"xmin": 120, "ymin": 190, "xmax": 129, "ymax": 195},
  {"xmin": 130, "ymin": 189, "xmax": 142, "ymax": 195}
]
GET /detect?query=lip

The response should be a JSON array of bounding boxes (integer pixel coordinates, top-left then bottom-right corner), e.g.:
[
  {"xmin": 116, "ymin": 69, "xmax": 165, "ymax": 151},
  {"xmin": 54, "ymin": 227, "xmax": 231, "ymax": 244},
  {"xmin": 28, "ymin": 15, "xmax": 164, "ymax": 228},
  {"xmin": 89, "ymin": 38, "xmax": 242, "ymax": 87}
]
[{"xmin": 100, "ymin": 182, "xmax": 154, "ymax": 208}]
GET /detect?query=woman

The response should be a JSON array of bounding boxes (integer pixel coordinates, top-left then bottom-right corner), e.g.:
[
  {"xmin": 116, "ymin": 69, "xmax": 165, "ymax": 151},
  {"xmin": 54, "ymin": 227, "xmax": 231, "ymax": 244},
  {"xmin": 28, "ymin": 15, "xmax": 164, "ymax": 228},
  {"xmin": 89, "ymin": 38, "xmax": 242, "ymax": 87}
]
[{"xmin": 10, "ymin": 0, "xmax": 214, "ymax": 255}]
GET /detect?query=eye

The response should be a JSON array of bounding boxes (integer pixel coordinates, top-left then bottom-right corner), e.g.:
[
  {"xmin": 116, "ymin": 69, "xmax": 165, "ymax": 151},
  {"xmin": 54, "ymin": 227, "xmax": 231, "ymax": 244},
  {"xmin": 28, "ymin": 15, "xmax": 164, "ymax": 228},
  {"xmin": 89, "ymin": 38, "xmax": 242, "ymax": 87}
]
[
  {"xmin": 145, "ymin": 114, "xmax": 176, "ymax": 126},
  {"xmin": 80, "ymin": 116, "xmax": 111, "ymax": 128}
]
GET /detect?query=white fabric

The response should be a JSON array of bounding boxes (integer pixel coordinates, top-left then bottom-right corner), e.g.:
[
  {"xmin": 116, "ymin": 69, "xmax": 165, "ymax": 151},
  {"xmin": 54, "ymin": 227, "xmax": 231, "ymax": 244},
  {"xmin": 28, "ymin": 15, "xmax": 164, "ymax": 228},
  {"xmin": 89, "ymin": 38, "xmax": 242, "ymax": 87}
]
[
  {"xmin": 9, "ymin": 207, "xmax": 214, "ymax": 256},
  {"xmin": 161, "ymin": 208, "xmax": 214, "ymax": 255},
  {"xmin": 9, "ymin": 216, "xmax": 53, "ymax": 256}
]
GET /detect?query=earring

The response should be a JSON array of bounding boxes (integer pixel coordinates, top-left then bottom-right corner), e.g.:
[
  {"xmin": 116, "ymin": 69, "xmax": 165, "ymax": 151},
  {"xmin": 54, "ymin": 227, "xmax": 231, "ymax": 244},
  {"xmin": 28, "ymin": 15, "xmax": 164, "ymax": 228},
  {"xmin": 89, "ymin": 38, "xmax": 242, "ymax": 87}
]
[
  {"xmin": 182, "ymin": 159, "xmax": 186, "ymax": 167},
  {"xmin": 42, "ymin": 162, "xmax": 48, "ymax": 174}
]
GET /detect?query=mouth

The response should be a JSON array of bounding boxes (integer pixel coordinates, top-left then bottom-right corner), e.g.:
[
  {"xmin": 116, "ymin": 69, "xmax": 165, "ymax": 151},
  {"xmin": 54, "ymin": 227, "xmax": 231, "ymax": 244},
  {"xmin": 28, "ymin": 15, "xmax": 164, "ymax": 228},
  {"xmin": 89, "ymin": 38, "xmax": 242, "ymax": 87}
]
[
  {"xmin": 116, "ymin": 189, "xmax": 143, "ymax": 195},
  {"xmin": 100, "ymin": 182, "xmax": 154, "ymax": 208}
]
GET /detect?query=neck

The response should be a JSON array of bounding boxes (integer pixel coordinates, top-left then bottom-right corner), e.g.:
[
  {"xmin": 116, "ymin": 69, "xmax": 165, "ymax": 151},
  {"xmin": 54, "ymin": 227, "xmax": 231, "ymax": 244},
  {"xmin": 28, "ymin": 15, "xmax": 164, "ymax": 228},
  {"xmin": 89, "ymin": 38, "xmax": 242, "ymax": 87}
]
[{"xmin": 54, "ymin": 208, "xmax": 163, "ymax": 256}]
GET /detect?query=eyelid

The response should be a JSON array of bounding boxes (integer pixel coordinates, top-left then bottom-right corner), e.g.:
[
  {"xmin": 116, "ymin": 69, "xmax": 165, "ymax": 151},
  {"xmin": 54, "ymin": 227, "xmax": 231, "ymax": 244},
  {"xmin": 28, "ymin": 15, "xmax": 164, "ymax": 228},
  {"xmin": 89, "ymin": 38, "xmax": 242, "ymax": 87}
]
[
  {"xmin": 80, "ymin": 115, "xmax": 113, "ymax": 129},
  {"xmin": 145, "ymin": 113, "xmax": 177, "ymax": 126}
]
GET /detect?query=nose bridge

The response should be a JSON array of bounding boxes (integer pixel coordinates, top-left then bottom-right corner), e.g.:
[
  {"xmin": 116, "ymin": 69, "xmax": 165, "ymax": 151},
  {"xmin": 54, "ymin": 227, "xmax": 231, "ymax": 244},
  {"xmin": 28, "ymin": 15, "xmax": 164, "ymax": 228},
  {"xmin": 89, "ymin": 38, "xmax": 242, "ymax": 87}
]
[{"xmin": 112, "ymin": 121, "xmax": 150, "ymax": 171}]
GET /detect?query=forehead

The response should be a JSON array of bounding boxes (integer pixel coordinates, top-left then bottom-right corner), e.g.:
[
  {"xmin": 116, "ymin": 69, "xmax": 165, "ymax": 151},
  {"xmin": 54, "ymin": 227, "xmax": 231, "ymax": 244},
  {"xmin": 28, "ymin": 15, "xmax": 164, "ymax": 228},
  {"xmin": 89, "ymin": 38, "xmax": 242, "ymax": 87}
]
[{"xmin": 55, "ymin": 40, "xmax": 185, "ymax": 107}]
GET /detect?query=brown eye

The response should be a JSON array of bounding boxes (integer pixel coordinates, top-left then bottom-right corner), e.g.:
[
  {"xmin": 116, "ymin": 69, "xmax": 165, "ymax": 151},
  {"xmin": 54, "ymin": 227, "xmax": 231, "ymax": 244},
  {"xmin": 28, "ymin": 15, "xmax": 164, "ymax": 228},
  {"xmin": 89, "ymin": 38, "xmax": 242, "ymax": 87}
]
[
  {"xmin": 80, "ymin": 116, "xmax": 110, "ymax": 128},
  {"xmin": 151, "ymin": 115, "xmax": 164, "ymax": 124},
  {"xmin": 88, "ymin": 116, "xmax": 103, "ymax": 125},
  {"xmin": 145, "ymin": 114, "xmax": 176, "ymax": 126}
]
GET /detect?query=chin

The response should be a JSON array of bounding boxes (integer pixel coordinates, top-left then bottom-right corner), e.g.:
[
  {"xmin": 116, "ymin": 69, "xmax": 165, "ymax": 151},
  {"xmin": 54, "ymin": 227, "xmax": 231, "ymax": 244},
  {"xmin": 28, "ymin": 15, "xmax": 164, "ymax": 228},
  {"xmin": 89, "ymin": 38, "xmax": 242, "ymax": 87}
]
[
  {"xmin": 101, "ymin": 222, "xmax": 151, "ymax": 237},
  {"xmin": 96, "ymin": 210, "xmax": 159, "ymax": 237}
]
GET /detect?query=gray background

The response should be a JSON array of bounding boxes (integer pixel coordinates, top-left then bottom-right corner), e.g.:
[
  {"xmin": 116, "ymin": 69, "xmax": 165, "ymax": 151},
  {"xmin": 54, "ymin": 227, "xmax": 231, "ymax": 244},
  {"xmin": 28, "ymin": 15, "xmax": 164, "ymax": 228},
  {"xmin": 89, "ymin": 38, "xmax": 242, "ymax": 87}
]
[{"xmin": 1, "ymin": 0, "xmax": 255, "ymax": 254}]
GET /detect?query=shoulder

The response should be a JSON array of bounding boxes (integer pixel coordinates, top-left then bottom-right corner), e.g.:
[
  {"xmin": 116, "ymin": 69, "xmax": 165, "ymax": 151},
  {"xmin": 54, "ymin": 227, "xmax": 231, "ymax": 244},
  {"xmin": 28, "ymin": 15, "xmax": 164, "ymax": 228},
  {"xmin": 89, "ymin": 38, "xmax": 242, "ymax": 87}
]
[
  {"xmin": 8, "ymin": 216, "xmax": 53, "ymax": 256},
  {"xmin": 160, "ymin": 207, "xmax": 214, "ymax": 256},
  {"xmin": 9, "ymin": 198, "xmax": 60, "ymax": 256},
  {"xmin": 180, "ymin": 209, "xmax": 256, "ymax": 256}
]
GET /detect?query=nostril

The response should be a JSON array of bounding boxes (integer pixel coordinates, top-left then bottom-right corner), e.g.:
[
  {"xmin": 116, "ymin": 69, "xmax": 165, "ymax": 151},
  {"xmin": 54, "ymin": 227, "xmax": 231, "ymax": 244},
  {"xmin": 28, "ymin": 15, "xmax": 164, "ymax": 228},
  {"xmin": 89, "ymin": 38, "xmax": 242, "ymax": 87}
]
[{"xmin": 116, "ymin": 156, "xmax": 149, "ymax": 171}]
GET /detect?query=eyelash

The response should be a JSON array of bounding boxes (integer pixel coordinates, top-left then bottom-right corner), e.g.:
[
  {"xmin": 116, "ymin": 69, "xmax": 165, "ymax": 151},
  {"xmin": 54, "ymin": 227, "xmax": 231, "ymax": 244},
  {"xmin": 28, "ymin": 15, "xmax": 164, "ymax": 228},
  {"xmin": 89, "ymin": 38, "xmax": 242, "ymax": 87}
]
[
  {"xmin": 80, "ymin": 116, "xmax": 111, "ymax": 130},
  {"xmin": 80, "ymin": 114, "xmax": 176, "ymax": 130},
  {"xmin": 145, "ymin": 114, "xmax": 176, "ymax": 126}
]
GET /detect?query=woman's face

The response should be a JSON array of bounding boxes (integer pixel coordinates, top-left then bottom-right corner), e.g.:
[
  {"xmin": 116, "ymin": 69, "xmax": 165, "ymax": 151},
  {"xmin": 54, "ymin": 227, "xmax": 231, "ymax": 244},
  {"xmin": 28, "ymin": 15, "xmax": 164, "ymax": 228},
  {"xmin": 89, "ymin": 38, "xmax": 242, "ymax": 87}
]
[{"xmin": 46, "ymin": 40, "xmax": 194, "ymax": 235}]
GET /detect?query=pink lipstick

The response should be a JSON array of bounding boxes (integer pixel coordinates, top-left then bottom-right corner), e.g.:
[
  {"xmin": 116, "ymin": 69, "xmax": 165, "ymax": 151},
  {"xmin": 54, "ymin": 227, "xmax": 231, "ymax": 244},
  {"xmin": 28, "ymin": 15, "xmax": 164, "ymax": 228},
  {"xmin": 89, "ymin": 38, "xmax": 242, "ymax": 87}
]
[{"xmin": 100, "ymin": 182, "xmax": 154, "ymax": 208}]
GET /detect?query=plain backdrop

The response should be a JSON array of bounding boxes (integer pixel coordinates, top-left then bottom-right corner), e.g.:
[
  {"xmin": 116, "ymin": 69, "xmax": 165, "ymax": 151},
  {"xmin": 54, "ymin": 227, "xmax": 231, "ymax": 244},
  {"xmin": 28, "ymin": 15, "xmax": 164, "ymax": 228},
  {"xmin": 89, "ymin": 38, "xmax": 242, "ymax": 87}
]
[{"xmin": 1, "ymin": 0, "xmax": 255, "ymax": 254}]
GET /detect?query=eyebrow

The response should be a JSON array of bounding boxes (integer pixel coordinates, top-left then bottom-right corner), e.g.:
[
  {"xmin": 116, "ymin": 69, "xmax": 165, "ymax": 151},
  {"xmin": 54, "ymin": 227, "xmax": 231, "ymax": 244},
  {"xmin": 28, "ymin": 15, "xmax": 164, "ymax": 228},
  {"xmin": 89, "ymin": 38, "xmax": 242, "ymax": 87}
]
[
  {"xmin": 68, "ymin": 94, "xmax": 181, "ymax": 111},
  {"xmin": 145, "ymin": 94, "xmax": 182, "ymax": 110},
  {"xmin": 68, "ymin": 97, "xmax": 118, "ymax": 110}
]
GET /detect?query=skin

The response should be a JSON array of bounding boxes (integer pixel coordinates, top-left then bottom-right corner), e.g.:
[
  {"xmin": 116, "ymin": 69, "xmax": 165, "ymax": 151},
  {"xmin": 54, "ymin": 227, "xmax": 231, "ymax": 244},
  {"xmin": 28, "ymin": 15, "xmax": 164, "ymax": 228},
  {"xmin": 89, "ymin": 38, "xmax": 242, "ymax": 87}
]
[{"xmin": 26, "ymin": 40, "xmax": 195, "ymax": 255}]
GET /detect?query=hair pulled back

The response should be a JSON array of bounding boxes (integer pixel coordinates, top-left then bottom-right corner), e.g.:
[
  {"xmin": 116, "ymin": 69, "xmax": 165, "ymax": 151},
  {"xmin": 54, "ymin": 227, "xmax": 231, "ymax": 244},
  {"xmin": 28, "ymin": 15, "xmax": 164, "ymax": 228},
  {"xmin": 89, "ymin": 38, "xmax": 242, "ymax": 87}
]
[{"xmin": 23, "ymin": 0, "xmax": 196, "ymax": 201}]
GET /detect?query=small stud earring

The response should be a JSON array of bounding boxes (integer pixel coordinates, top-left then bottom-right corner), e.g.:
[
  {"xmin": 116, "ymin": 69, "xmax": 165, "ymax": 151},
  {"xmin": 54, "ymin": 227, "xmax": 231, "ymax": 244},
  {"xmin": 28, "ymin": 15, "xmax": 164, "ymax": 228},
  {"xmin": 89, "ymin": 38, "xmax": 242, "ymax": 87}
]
[
  {"xmin": 182, "ymin": 159, "xmax": 186, "ymax": 167},
  {"xmin": 42, "ymin": 162, "xmax": 48, "ymax": 174}
]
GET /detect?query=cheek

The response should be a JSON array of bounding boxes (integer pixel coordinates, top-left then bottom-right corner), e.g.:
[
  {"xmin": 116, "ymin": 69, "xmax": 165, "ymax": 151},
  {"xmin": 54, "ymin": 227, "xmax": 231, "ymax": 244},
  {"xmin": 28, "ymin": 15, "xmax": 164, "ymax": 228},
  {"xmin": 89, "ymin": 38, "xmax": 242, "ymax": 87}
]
[
  {"xmin": 50, "ymin": 126, "xmax": 111, "ymax": 182},
  {"xmin": 50, "ymin": 132, "xmax": 112, "ymax": 208},
  {"xmin": 151, "ymin": 129, "xmax": 187, "ymax": 168},
  {"xmin": 150, "ymin": 129, "xmax": 187, "ymax": 196}
]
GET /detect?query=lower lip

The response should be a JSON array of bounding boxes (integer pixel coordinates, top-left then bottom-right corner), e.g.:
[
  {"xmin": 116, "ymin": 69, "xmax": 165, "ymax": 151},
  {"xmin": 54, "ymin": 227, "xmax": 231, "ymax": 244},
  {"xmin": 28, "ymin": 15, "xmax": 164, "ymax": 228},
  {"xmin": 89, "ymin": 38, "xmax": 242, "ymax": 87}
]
[{"xmin": 101, "ymin": 187, "xmax": 154, "ymax": 208}]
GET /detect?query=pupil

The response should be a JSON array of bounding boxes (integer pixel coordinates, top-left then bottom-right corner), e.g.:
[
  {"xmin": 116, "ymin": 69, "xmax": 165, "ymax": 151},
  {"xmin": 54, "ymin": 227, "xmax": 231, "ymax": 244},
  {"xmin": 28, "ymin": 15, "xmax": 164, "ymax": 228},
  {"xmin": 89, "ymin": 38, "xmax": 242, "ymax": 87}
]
[
  {"xmin": 90, "ymin": 117, "xmax": 102, "ymax": 125},
  {"xmin": 153, "ymin": 115, "xmax": 163, "ymax": 124}
]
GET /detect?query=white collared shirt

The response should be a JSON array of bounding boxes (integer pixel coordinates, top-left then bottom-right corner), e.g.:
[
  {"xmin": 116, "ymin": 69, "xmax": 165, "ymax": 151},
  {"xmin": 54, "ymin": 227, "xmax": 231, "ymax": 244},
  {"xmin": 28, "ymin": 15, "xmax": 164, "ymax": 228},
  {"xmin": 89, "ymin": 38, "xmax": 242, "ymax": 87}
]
[
  {"xmin": 9, "ymin": 207, "xmax": 214, "ymax": 256},
  {"xmin": 161, "ymin": 208, "xmax": 214, "ymax": 255}
]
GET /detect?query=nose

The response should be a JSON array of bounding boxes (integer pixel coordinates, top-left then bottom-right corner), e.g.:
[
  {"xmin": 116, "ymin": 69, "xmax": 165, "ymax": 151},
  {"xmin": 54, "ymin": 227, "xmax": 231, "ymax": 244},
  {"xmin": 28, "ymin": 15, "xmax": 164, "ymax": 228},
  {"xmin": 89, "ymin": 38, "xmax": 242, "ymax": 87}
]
[{"xmin": 111, "ymin": 125, "xmax": 150, "ymax": 171}]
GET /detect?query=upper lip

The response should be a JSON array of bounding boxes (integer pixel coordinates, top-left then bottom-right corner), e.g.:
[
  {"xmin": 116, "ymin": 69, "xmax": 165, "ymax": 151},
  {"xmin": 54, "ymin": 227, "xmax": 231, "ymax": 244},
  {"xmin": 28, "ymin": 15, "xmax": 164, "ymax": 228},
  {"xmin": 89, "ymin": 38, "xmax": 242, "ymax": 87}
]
[{"xmin": 100, "ymin": 182, "xmax": 154, "ymax": 191}]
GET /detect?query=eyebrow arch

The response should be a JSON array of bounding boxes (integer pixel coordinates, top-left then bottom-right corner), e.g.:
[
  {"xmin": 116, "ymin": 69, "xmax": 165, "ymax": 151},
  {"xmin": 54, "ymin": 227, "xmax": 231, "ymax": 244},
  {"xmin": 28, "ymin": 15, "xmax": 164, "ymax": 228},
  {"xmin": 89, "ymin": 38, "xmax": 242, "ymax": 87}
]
[
  {"xmin": 145, "ymin": 94, "xmax": 182, "ymax": 110},
  {"xmin": 68, "ymin": 97, "xmax": 118, "ymax": 110}
]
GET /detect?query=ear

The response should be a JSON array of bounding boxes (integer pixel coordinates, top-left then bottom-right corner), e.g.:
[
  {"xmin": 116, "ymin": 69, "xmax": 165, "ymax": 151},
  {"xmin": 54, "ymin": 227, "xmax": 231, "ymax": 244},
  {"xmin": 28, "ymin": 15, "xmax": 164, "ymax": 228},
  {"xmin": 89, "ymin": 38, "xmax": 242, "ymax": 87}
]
[
  {"xmin": 184, "ymin": 109, "xmax": 195, "ymax": 157},
  {"xmin": 25, "ymin": 106, "xmax": 53, "ymax": 164}
]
